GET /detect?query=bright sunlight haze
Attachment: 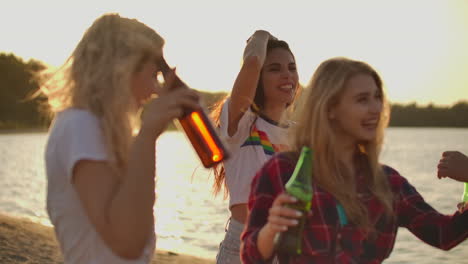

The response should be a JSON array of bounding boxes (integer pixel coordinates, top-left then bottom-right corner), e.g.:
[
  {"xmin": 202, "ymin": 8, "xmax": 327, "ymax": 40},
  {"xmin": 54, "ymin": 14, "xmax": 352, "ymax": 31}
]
[{"xmin": 1, "ymin": 0, "xmax": 467, "ymax": 106}]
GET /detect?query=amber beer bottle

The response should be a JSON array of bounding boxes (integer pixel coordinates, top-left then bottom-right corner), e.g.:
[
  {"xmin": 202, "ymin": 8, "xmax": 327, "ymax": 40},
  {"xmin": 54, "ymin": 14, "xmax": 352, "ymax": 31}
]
[
  {"xmin": 158, "ymin": 58, "xmax": 229, "ymax": 168},
  {"xmin": 274, "ymin": 146, "xmax": 313, "ymax": 256}
]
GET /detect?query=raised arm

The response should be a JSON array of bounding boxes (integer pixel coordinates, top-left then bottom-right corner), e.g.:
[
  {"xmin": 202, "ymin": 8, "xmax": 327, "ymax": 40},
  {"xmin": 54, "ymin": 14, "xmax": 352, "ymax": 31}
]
[
  {"xmin": 73, "ymin": 87, "xmax": 200, "ymax": 259},
  {"xmin": 227, "ymin": 30, "xmax": 275, "ymax": 136}
]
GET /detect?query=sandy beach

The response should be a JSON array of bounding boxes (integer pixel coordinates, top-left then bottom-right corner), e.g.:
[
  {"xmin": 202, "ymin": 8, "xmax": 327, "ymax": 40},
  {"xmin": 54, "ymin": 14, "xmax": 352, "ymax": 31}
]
[{"xmin": 0, "ymin": 213, "xmax": 215, "ymax": 264}]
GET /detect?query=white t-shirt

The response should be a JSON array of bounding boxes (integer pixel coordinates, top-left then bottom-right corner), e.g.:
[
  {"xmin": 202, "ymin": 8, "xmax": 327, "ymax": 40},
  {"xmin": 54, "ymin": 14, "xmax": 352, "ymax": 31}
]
[
  {"xmin": 219, "ymin": 99, "xmax": 290, "ymax": 208},
  {"xmin": 45, "ymin": 108, "xmax": 156, "ymax": 264}
]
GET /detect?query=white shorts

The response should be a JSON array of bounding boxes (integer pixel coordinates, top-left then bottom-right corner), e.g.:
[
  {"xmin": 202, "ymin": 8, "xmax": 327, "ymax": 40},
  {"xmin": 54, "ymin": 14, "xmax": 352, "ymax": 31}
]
[{"xmin": 216, "ymin": 218, "xmax": 244, "ymax": 264}]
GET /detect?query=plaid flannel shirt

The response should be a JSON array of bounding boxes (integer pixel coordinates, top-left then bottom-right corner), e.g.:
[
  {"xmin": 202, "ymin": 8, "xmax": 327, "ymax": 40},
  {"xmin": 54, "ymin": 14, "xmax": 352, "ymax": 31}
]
[{"xmin": 241, "ymin": 152, "xmax": 468, "ymax": 264}]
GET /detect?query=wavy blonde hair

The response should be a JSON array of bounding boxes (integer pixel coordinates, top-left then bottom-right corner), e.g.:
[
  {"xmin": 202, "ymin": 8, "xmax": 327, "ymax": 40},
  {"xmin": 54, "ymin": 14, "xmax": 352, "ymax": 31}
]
[
  {"xmin": 290, "ymin": 57, "xmax": 393, "ymax": 230},
  {"xmin": 41, "ymin": 13, "xmax": 164, "ymax": 174}
]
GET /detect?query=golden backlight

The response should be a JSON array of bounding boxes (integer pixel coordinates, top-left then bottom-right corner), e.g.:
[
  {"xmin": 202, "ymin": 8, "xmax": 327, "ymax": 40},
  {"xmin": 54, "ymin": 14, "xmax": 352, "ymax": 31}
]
[{"xmin": 1, "ymin": 1, "xmax": 466, "ymax": 105}]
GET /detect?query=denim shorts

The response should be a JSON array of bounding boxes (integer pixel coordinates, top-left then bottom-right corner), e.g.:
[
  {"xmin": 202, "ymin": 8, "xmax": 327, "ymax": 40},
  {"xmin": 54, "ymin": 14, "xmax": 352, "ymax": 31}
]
[{"xmin": 216, "ymin": 218, "xmax": 244, "ymax": 264}]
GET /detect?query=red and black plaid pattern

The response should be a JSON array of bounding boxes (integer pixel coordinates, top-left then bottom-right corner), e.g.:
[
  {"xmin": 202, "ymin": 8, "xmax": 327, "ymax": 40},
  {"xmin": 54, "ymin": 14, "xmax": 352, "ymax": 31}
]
[{"xmin": 241, "ymin": 152, "xmax": 468, "ymax": 264}]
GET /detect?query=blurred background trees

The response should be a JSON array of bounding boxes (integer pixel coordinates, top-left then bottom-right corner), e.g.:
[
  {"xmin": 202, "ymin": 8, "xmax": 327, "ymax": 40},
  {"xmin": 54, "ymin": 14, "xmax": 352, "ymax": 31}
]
[
  {"xmin": 0, "ymin": 52, "xmax": 467, "ymax": 130},
  {"xmin": 0, "ymin": 53, "xmax": 48, "ymax": 129}
]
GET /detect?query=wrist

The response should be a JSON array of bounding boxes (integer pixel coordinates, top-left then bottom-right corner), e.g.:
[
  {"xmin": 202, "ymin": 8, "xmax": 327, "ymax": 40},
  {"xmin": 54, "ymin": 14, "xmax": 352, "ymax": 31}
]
[
  {"xmin": 260, "ymin": 224, "xmax": 278, "ymax": 240},
  {"xmin": 137, "ymin": 125, "xmax": 158, "ymax": 142},
  {"xmin": 257, "ymin": 224, "xmax": 278, "ymax": 260}
]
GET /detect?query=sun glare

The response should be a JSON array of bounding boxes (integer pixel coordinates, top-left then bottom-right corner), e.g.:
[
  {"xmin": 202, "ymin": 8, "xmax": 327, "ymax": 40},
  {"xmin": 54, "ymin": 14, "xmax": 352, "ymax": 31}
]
[{"xmin": 1, "ymin": 0, "xmax": 466, "ymax": 105}]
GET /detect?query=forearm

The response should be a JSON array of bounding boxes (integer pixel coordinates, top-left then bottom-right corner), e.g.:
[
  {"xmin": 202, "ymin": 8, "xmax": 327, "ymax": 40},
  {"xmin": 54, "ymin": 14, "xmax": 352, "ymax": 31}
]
[
  {"xmin": 229, "ymin": 31, "xmax": 271, "ymax": 125},
  {"xmin": 399, "ymin": 182, "xmax": 468, "ymax": 250},
  {"xmin": 257, "ymin": 226, "xmax": 277, "ymax": 260},
  {"xmin": 409, "ymin": 209, "xmax": 468, "ymax": 250},
  {"xmin": 108, "ymin": 131, "xmax": 156, "ymax": 253}
]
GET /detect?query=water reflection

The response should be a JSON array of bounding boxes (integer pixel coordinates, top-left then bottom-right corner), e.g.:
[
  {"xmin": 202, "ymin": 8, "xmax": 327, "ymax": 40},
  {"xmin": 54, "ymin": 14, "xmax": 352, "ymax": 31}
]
[{"xmin": 0, "ymin": 128, "xmax": 467, "ymax": 262}]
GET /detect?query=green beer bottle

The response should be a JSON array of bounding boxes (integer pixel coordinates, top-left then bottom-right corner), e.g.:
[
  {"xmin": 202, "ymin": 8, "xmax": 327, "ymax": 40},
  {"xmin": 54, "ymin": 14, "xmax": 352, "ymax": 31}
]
[
  {"xmin": 462, "ymin": 183, "xmax": 468, "ymax": 203},
  {"xmin": 274, "ymin": 146, "xmax": 313, "ymax": 256}
]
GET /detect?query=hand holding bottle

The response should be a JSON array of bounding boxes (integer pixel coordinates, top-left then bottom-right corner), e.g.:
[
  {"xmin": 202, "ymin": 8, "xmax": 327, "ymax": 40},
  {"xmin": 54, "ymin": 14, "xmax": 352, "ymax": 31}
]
[
  {"xmin": 273, "ymin": 147, "xmax": 314, "ymax": 256},
  {"xmin": 264, "ymin": 193, "xmax": 302, "ymax": 235},
  {"xmin": 256, "ymin": 193, "xmax": 303, "ymax": 260},
  {"xmin": 140, "ymin": 87, "xmax": 200, "ymax": 140}
]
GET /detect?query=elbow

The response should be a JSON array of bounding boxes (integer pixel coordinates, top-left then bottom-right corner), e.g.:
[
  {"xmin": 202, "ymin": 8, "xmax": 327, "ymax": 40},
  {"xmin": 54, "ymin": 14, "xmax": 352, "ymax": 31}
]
[
  {"xmin": 102, "ymin": 219, "xmax": 154, "ymax": 259},
  {"xmin": 117, "ymin": 250, "xmax": 144, "ymax": 260},
  {"xmin": 111, "ymin": 241, "xmax": 147, "ymax": 260},
  {"xmin": 440, "ymin": 246, "xmax": 453, "ymax": 251},
  {"xmin": 104, "ymin": 230, "xmax": 149, "ymax": 260},
  {"xmin": 440, "ymin": 243, "xmax": 457, "ymax": 251}
]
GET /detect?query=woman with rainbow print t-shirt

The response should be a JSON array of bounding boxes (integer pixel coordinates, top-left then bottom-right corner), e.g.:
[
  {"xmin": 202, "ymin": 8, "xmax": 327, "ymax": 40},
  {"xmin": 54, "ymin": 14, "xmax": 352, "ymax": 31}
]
[{"xmin": 211, "ymin": 30, "xmax": 300, "ymax": 264}]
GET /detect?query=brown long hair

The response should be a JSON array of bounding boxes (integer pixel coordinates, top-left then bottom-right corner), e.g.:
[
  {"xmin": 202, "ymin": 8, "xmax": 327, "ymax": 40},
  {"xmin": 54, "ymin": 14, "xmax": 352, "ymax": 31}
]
[
  {"xmin": 290, "ymin": 57, "xmax": 393, "ymax": 230},
  {"xmin": 210, "ymin": 39, "xmax": 298, "ymax": 197}
]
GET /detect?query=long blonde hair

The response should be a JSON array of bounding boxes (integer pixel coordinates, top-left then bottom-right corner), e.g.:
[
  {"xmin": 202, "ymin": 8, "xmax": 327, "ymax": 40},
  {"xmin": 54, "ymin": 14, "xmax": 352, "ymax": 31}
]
[
  {"xmin": 291, "ymin": 57, "xmax": 393, "ymax": 229},
  {"xmin": 41, "ymin": 13, "xmax": 164, "ymax": 174}
]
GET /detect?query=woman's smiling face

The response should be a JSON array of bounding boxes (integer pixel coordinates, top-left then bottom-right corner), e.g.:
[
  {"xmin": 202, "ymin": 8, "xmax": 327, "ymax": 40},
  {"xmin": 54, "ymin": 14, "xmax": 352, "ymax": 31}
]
[
  {"xmin": 261, "ymin": 47, "xmax": 299, "ymax": 107},
  {"xmin": 329, "ymin": 73, "xmax": 383, "ymax": 145}
]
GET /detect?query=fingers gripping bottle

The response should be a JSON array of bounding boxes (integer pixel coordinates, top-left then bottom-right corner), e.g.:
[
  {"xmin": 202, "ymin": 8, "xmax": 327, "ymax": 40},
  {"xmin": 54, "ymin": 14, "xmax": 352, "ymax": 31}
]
[
  {"xmin": 159, "ymin": 58, "xmax": 229, "ymax": 168},
  {"xmin": 274, "ymin": 146, "xmax": 313, "ymax": 256}
]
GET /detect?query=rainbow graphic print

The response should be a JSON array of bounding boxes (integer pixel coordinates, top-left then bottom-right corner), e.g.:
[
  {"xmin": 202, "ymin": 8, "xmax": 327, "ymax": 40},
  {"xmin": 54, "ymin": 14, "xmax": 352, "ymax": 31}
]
[{"xmin": 241, "ymin": 125, "xmax": 285, "ymax": 155}]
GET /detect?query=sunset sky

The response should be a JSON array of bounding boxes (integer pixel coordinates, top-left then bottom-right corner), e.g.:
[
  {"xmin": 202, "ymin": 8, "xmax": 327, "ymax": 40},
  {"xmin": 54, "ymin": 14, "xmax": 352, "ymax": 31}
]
[{"xmin": 1, "ymin": 0, "xmax": 467, "ymax": 106}]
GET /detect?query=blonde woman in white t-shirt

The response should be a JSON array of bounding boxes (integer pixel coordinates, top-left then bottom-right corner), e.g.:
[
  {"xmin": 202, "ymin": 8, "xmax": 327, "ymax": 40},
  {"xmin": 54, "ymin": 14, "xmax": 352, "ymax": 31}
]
[
  {"xmin": 211, "ymin": 30, "xmax": 300, "ymax": 263},
  {"xmin": 41, "ymin": 13, "xmax": 200, "ymax": 264}
]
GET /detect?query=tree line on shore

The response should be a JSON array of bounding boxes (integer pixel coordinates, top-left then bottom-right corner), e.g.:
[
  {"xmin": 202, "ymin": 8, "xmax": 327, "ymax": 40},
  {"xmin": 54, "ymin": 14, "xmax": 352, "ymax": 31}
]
[{"xmin": 1, "ymin": 52, "xmax": 467, "ymax": 130}]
